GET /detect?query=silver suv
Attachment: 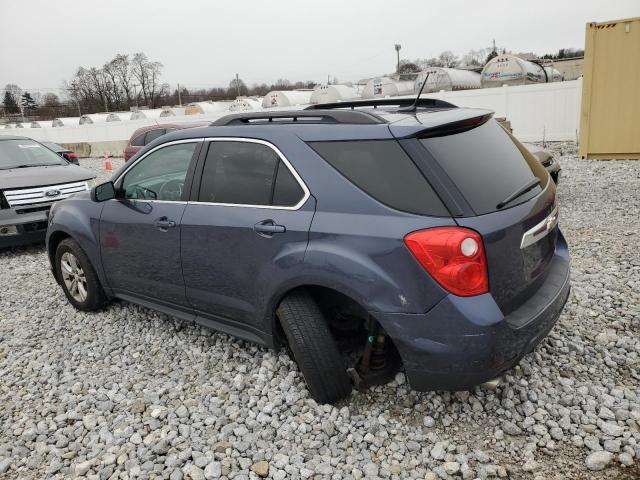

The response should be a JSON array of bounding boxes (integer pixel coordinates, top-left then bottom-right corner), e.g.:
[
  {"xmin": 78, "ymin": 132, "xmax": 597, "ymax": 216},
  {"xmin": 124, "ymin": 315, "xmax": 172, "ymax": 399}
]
[{"xmin": 0, "ymin": 136, "xmax": 94, "ymax": 248}]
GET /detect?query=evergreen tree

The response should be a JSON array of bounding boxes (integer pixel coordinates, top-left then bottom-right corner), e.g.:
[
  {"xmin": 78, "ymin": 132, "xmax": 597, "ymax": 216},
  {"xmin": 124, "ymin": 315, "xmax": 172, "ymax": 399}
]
[
  {"xmin": 21, "ymin": 92, "xmax": 37, "ymax": 114},
  {"xmin": 3, "ymin": 91, "xmax": 19, "ymax": 114}
]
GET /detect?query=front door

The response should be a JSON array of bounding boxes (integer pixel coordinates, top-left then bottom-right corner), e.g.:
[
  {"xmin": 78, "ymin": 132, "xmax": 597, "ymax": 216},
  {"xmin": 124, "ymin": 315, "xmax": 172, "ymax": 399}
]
[
  {"xmin": 100, "ymin": 140, "xmax": 201, "ymax": 307},
  {"xmin": 181, "ymin": 139, "xmax": 314, "ymax": 331}
]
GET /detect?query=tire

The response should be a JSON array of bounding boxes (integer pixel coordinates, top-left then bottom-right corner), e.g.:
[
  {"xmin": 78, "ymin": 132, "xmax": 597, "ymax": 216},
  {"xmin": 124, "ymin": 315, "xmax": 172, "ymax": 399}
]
[
  {"xmin": 55, "ymin": 238, "xmax": 107, "ymax": 311},
  {"xmin": 277, "ymin": 290, "xmax": 352, "ymax": 404}
]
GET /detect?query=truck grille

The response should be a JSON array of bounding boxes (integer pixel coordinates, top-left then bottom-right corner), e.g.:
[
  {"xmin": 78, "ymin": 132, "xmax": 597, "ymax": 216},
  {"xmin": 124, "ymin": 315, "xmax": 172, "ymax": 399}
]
[{"xmin": 3, "ymin": 181, "xmax": 89, "ymax": 208}]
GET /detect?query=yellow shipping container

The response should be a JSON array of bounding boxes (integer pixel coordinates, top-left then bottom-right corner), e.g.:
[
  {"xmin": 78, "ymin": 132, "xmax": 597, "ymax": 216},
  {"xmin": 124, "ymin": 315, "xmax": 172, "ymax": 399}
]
[{"xmin": 579, "ymin": 17, "xmax": 640, "ymax": 160}]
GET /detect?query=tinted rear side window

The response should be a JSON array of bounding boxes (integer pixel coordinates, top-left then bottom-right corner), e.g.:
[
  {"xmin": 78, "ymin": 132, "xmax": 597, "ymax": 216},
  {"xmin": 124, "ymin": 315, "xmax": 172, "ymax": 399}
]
[
  {"xmin": 130, "ymin": 133, "xmax": 146, "ymax": 146},
  {"xmin": 144, "ymin": 129, "xmax": 166, "ymax": 145},
  {"xmin": 309, "ymin": 140, "xmax": 448, "ymax": 216},
  {"xmin": 420, "ymin": 120, "xmax": 548, "ymax": 215},
  {"xmin": 198, "ymin": 141, "xmax": 305, "ymax": 207}
]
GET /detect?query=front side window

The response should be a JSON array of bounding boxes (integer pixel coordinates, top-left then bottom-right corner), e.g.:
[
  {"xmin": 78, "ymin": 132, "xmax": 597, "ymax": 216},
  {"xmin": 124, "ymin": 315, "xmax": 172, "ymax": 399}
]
[
  {"xmin": 121, "ymin": 142, "xmax": 198, "ymax": 201},
  {"xmin": 198, "ymin": 141, "xmax": 304, "ymax": 207}
]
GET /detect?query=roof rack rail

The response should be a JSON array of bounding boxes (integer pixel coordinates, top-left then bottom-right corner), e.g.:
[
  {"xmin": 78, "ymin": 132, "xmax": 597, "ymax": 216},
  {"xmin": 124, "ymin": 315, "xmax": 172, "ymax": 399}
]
[
  {"xmin": 211, "ymin": 110, "xmax": 386, "ymax": 126},
  {"xmin": 304, "ymin": 98, "xmax": 458, "ymax": 111}
]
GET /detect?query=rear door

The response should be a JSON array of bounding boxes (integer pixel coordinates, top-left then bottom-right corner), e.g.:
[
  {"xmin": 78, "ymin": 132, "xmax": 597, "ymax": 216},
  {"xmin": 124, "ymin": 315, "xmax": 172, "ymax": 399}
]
[
  {"xmin": 181, "ymin": 138, "xmax": 314, "ymax": 332},
  {"xmin": 406, "ymin": 119, "xmax": 556, "ymax": 314}
]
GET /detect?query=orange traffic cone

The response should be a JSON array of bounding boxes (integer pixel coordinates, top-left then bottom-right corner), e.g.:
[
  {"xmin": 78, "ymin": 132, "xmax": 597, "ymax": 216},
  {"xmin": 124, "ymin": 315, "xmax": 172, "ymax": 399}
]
[{"xmin": 104, "ymin": 152, "xmax": 112, "ymax": 171}]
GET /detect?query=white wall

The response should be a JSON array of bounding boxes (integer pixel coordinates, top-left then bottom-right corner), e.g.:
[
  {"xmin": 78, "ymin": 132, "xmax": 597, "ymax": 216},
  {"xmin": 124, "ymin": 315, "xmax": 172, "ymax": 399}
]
[{"xmin": 0, "ymin": 79, "xmax": 582, "ymax": 146}]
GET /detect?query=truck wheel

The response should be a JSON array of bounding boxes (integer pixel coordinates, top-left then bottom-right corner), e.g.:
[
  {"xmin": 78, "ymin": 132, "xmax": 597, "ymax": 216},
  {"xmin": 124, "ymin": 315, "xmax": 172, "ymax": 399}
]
[
  {"xmin": 277, "ymin": 290, "xmax": 352, "ymax": 404},
  {"xmin": 55, "ymin": 238, "xmax": 107, "ymax": 311}
]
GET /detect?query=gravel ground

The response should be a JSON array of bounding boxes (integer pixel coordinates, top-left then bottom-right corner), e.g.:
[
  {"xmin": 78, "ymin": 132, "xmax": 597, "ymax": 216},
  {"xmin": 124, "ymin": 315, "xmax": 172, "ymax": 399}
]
[{"xmin": 0, "ymin": 146, "xmax": 639, "ymax": 480}]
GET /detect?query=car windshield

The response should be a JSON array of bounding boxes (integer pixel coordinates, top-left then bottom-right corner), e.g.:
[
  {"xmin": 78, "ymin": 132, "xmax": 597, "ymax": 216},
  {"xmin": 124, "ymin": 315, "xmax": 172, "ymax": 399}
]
[{"xmin": 0, "ymin": 139, "xmax": 67, "ymax": 170}]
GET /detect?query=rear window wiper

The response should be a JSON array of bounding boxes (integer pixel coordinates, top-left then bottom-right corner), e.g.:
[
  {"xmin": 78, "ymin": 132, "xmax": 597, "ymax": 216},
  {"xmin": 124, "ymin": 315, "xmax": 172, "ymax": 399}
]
[{"xmin": 496, "ymin": 178, "xmax": 541, "ymax": 209}]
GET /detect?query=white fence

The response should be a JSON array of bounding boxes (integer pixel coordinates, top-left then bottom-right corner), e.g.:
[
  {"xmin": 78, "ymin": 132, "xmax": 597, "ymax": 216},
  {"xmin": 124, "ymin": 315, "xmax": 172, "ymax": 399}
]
[{"xmin": 1, "ymin": 79, "xmax": 582, "ymax": 148}]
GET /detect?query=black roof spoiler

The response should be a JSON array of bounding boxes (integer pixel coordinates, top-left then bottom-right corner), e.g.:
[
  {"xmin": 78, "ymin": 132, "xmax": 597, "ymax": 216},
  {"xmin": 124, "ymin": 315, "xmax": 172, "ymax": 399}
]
[
  {"xmin": 304, "ymin": 98, "xmax": 458, "ymax": 111},
  {"xmin": 211, "ymin": 110, "xmax": 386, "ymax": 126}
]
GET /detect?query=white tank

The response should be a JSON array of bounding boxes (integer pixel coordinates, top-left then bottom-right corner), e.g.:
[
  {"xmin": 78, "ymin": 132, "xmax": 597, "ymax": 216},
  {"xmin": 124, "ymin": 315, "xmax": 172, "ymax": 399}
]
[
  {"xmin": 130, "ymin": 108, "xmax": 164, "ymax": 120},
  {"xmin": 52, "ymin": 117, "xmax": 81, "ymax": 127},
  {"xmin": 229, "ymin": 97, "xmax": 263, "ymax": 112},
  {"xmin": 160, "ymin": 106, "xmax": 186, "ymax": 117},
  {"xmin": 414, "ymin": 68, "xmax": 482, "ymax": 93},
  {"xmin": 310, "ymin": 85, "xmax": 360, "ymax": 104},
  {"xmin": 481, "ymin": 54, "xmax": 562, "ymax": 87},
  {"xmin": 361, "ymin": 77, "xmax": 415, "ymax": 99},
  {"xmin": 262, "ymin": 90, "xmax": 313, "ymax": 108},
  {"xmin": 184, "ymin": 101, "xmax": 233, "ymax": 115}
]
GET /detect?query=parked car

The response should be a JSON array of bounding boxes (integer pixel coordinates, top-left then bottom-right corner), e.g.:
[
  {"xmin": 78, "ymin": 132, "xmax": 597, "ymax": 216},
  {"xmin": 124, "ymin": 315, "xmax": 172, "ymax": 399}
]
[
  {"xmin": 123, "ymin": 121, "xmax": 209, "ymax": 161},
  {"xmin": 46, "ymin": 99, "xmax": 570, "ymax": 404},
  {"xmin": 0, "ymin": 136, "xmax": 94, "ymax": 248},
  {"xmin": 41, "ymin": 141, "xmax": 80, "ymax": 165},
  {"xmin": 524, "ymin": 143, "xmax": 561, "ymax": 183}
]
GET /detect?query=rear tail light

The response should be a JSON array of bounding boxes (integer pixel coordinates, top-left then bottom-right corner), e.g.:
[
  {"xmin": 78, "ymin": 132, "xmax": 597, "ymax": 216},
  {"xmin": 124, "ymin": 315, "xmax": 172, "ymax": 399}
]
[
  {"xmin": 68, "ymin": 152, "xmax": 78, "ymax": 159},
  {"xmin": 404, "ymin": 227, "xmax": 489, "ymax": 297}
]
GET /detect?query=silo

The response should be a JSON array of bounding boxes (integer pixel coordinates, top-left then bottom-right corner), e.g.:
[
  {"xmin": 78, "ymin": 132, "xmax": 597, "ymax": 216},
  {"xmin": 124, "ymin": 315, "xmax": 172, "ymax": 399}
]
[
  {"xmin": 130, "ymin": 108, "xmax": 164, "ymax": 120},
  {"xmin": 261, "ymin": 90, "xmax": 313, "ymax": 108},
  {"xmin": 310, "ymin": 85, "xmax": 360, "ymax": 104},
  {"xmin": 52, "ymin": 117, "xmax": 81, "ymax": 127},
  {"xmin": 229, "ymin": 97, "xmax": 263, "ymax": 112},
  {"xmin": 360, "ymin": 77, "xmax": 415, "ymax": 99},
  {"xmin": 184, "ymin": 101, "xmax": 233, "ymax": 115},
  {"xmin": 414, "ymin": 68, "xmax": 482, "ymax": 93},
  {"xmin": 481, "ymin": 54, "xmax": 562, "ymax": 87}
]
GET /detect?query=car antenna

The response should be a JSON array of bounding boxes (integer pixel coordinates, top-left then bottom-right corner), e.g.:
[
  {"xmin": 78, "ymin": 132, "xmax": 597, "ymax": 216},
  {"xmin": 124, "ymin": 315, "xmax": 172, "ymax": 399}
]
[{"xmin": 397, "ymin": 72, "xmax": 430, "ymax": 113}]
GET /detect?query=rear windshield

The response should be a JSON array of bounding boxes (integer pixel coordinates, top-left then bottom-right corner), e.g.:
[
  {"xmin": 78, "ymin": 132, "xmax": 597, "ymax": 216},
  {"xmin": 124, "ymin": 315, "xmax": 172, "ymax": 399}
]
[
  {"xmin": 420, "ymin": 120, "xmax": 548, "ymax": 215},
  {"xmin": 0, "ymin": 139, "xmax": 67, "ymax": 170},
  {"xmin": 309, "ymin": 140, "xmax": 448, "ymax": 216}
]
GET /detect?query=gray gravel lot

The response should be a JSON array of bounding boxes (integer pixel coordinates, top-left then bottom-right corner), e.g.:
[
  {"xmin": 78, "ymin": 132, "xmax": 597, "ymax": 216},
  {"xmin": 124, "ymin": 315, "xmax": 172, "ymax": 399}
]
[{"xmin": 0, "ymin": 145, "xmax": 639, "ymax": 480}]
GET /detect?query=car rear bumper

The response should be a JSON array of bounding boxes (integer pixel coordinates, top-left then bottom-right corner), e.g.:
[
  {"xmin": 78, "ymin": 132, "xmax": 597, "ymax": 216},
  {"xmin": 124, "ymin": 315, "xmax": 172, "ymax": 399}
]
[
  {"xmin": 0, "ymin": 208, "xmax": 49, "ymax": 248},
  {"xmin": 375, "ymin": 230, "xmax": 570, "ymax": 391}
]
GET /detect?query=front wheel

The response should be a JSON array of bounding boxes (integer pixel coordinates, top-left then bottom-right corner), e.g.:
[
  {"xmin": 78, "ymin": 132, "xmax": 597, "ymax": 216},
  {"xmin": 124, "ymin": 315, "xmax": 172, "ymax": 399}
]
[
  {"xmin": 55, "ymin": 238, "xmax": 107, "ymax": 311},
  {"xmin": 277, "ymin": 291, "xmax": 352, "ymax": 404}
]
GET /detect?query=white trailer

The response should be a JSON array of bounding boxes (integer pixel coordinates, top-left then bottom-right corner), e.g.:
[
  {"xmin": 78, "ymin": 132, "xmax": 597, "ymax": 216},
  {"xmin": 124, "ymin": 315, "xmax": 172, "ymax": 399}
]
[
  {"xmin": 261, "ymin": 90, "xmax": 313, "ymax": 108},
  {"xmin": 481, "ymin": 54, "xmax": 562, "ymax": 87},
  {"xmin": 414, "ymin": 68, "xmax": 482, "ymax": 93}
]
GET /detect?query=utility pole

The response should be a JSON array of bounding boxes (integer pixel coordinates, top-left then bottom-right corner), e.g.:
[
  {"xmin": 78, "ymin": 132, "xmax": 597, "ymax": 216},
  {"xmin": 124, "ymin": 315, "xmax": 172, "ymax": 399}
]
[
  {"xmin": 327, "ymin": 74, "xmax": 330, "ymax": 85},
  {"xmin": 235, "ymin": 73, "xmax": 240, "ymax": 97},
  {"xmin": 395, "ymin": 44, "xmax": 402, "ymax": 73},
  {"xmin": 177, "ymin": 83, "xmax": 182, "ymax": 106}
]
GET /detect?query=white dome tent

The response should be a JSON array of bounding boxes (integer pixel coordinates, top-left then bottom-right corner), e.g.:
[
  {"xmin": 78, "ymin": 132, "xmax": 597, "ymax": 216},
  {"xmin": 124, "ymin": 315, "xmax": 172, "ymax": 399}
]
[
  {"xmin": 310, "ymin": 85, "xmax": 360, "ymax": 104},
  {"xmin": 52, "ymin": 117, "xmax": 81, "ymax": 127},
  {"xmin": 3, "ymin": 124, "xmax": 15, "ymax": 129},
  {"xmin": 361, "ymin": 77, "xmax": 414, "ymax": 99},
  {"xmin": 185, "ymin": 101, "xmax": 233, "ymax": 115},
  {"xmin": 130, "ymin": 108, "xmax": 164, "ymax": 120},
  {"xmin": 79, "ymin": 113, "xmax": 114, "ymax": 125},
  {"xmin": 229, "ymin": 97, "xmax": 263, "ymax": 112},
  {"xmin": 261, "ymin": 90, "xmax": 313, "ymax": 108},
  {"xmin": 481, "ymin": 54, "xmax": 562, "ymax": 87},
  {"xmin": 160, "ymin": 106, "xmax": 186, "ymax": 117},
  {"xmin": 414, "ymin": 68, "xmax": 482, "ymax": 93},
  {"xmin": 29, "ymin": 121, "xmax": 52, "ymax": 128}
]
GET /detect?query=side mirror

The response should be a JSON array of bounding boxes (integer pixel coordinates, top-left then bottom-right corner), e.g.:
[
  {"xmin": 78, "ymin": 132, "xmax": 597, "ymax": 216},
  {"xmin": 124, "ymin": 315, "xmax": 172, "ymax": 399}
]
[{"xmin": 92, "ymin": 181, "xmax": 116, "ymax": 202}]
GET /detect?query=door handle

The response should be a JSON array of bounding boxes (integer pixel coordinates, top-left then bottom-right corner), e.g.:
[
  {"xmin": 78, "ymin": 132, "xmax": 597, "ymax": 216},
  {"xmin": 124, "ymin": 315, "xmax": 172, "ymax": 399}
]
[
  {"xmin": 254, "ymin": 219, "xmax": 286, "ymax": 237},
  {"xmin": 154, "ymin": 217, "xmax": 176, "ymax": 230}
]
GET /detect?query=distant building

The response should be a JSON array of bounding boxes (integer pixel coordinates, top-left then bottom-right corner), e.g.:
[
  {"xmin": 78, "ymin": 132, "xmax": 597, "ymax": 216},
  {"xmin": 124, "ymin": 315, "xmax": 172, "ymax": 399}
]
[{"xmin": 545, "ymin": 56, "xmax": 584, "ymax": 81}]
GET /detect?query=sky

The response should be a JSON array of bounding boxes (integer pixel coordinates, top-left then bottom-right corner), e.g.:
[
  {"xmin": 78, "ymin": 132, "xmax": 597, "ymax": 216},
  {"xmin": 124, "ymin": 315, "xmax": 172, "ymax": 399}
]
[{"xmin": 1, "ymin": 0, "xmax": 638, "ymax": 96}]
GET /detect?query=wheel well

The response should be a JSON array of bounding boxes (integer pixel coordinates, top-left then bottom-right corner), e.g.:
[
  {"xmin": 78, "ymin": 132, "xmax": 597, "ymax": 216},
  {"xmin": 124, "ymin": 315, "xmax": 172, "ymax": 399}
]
[
  {"xmin": 47, "ymin": 231, "xmax": 70, "ymax": 278},
  {"xmin": 274, "ymin": 285, "xmax": 400, "ymax": 372}
]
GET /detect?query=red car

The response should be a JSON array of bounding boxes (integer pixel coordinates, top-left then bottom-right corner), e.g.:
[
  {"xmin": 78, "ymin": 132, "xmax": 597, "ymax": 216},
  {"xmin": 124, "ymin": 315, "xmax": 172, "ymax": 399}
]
[{"xmin": 123, "ymin": 122, "xmax": 208, "ymax": 161}]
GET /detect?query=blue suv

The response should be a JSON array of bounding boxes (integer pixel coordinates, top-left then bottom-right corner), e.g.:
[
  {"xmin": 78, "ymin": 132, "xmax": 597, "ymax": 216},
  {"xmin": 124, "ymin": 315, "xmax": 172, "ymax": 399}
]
[{"xmin": 46, "ymin": 99, "xmax": 570, "ymax": 403}]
